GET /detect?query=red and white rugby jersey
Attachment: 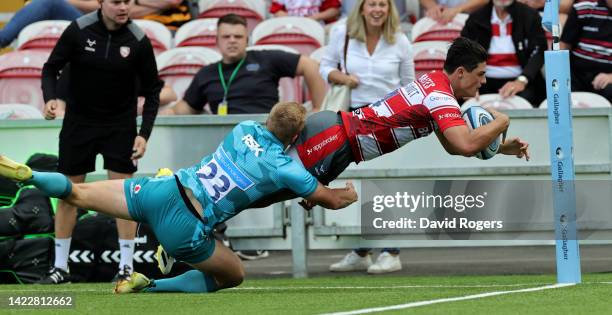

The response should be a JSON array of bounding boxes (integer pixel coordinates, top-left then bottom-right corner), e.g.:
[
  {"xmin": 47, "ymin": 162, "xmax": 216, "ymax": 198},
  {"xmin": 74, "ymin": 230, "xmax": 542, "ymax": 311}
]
[{"xmin": 340, "ymin": 71, "xmax": 466, "ymax": 162}]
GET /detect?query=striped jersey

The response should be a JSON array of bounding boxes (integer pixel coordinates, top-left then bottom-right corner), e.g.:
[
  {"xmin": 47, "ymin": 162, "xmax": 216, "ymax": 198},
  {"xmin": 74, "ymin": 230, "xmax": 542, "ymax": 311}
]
[
  {"xmin": 560, "ymin": 0, "xmax": 612, "ymax": 72},
  {"xmin": 340, "ymin": 71, "xmax": 466, "ymax": 162}
]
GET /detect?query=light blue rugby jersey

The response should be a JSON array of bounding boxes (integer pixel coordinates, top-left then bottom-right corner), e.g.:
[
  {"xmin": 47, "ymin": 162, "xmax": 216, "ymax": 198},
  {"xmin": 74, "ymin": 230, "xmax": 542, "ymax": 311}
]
[{"xmin": 176, "ymin": 120, "xmax": 318, "ymax": 226}]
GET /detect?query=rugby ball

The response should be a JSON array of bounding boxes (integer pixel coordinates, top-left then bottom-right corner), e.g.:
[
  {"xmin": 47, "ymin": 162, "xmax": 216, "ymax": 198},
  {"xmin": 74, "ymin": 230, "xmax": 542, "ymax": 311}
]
[{"xmin": 461, "ymin": 106, "xmax": 502, "ymax": 160}]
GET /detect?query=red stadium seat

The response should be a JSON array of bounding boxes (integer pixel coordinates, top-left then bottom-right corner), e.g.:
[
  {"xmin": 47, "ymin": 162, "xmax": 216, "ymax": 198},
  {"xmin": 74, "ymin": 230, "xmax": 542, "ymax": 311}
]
[
  {"xmin": 411, "ymin": 14, "xmax": 467, "ymax": 43},
  {"xmin": 174, "ymin": 18, "xmax": 219, "ymax": 49},
  {"xmin": 133, "ymin": 19, "xmax": 172, "ymax": 56},
  {"xmin": 16, "ymin": 20, "xmax": 70, "ymax": 51},
  {"xmin": 156, "ymin": 47, "xmax": 222, "ymax": 100},
  {"xmin": 412, "ymin": 41, "xmax": 448, "ymax": 78},
  {"xmin": 198, "ymin": 0, "xmax": 265, "ymax": 34},
  {"xmin": 251, "ymin": 17, "xmax": 325, "ymax": 56},
  {"xmin": 0, "ymin": 50, "xmax": 50, "ymax": 110}
]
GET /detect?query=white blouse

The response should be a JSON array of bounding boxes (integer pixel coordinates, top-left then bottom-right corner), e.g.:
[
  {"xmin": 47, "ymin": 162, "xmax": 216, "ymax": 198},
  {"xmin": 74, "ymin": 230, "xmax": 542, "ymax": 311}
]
[{"xmin": 319, "ymin": 24, "xmax": 415, "ymax": 108}]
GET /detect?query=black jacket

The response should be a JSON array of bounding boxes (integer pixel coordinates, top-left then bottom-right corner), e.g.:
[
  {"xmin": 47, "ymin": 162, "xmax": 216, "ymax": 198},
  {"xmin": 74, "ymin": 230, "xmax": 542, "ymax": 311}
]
[
  {"xmin": 460, "ymin": 2, "xmax": 547, "ymax": 83},
  {"xmin": 41, "ymin": 10, "xmax": 161, "ymax": 140}
]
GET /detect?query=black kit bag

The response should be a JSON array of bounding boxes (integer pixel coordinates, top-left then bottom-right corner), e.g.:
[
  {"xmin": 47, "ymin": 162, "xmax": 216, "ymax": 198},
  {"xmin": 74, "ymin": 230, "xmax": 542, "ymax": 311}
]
[
  {"xmin": 70, "ymin": 213, "xmax": 192, "ymax": 282},
  {"xmin": 0, "ymin": 187, "xmax": 54, "ymax": 238},
  {"xmin": 0, "ymin": 237, "xmax": 53, "ymax": 284}
]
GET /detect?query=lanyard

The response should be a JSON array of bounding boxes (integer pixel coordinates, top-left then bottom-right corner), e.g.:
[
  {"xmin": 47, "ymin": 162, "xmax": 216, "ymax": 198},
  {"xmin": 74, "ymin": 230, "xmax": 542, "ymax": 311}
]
[{"xmin": 217, "ymin": 57, "xmax": 246, "ymax": 101}]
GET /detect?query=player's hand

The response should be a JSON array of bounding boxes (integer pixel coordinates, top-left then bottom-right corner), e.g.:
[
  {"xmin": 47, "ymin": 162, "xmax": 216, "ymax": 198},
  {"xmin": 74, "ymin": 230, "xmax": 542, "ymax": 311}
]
[
  {"xmin": 485, "ymin": 107, "xmax": 509, "ymax": 123},
  {"xmin": 299, "ymin": 199, "xmax": 316, "ymax": 210},
  {"xmin": 131, "ymin": 135, "xmax": 147, "ymax": 160},
  {"xmin": 499, "ymin": 137, "xmax": 530, "ymax": 161},
  {"xmin": 344, "ymin": 181, "xmax": 358, "ymax": 204},
  {"xmin": 499, "ymin": 80, "xmax": 526, "ymax": 98},
  {"xmin": 344, "ymin": 74, "xmax": 360, "ymax": 89},
  {"xmin": 438, "ymin": 7, "xmax": 460, "ymax": 24},
  {"xmin": 425, "ymin": 5, "xmax": 444, "ymax": 21},
  {"xmin": 592, "ymin": 73, "xmax": 612, "ymax": 90},
  {"xmin": 43, "ymin": 99, "xmax": 58, "ymax": 120}
]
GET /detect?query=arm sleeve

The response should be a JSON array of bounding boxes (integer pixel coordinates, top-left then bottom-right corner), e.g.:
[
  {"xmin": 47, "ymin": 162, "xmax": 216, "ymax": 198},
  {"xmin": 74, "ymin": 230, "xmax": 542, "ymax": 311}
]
[
  {"xmin": 521, "ymin": 10, "xmax": 547, "ymax": 81},
  {"xmin": 267, "ymin": 50, "xmax": 301, "ymax": 79},
  {"xmin": 182, "ymin": 67, "xmax": 209, "ymax": 110},
  {"xmin": 319, "ymin": 25, "xmax": 344, "ymax": 81},
  {"xmin": 41, "ymin": 22, "xmax": 78, "ymax": 102},
  {"xmin": 424, "ymin": 93, "xmax": 465, "ymax": 132},
  {"xmin": 135, "ymin": 37, "xmax": 162, "ymax": 140},
  {"xmin": 398, "ymin": 34, "xmax": 415, "ymax": 85},
  {"xmin": 278, "ymin": 160, "xmax": 318, "ymax": 198},
  {"xmin": 269, "ymin": 1, "xmax": 285, "ymax": 13},
  {"xmin": 560, "ymin": 7, "xmax": 579, "ymax": 46}
]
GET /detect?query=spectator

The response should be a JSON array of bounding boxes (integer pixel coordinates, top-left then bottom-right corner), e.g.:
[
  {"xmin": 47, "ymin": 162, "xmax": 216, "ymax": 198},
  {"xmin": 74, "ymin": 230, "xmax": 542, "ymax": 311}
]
[
  {"xmin": 461, "ymin": 0, "xmax": 547, "ymax": 105},
  {"xmin": 323, "ymin": 0, "xmax": 415, "ymax": 273},
  {"xmin": 39, "ymin": 0, "xmax": 162, "ymax": 284},
  {"xmin": 560, "ymin": 0, "xmax": 612, "ymax": 101},
  {"xmin": 0, "ymin": 0, "xmax": 99, "ymax": 48},
  {"xmin": 319, "ymin": 0, "xmax": 415, "ymax": 110},
  {"xmin": 269, "ymin": 0, "xmax": 341, "ymax": 24},
  {"xmin": 131, "ymin": 0, "xmax": 193, "ymax": 31},
  {"xmin": 0, "ymin": 0, "xmax": 189, "ymax": 49},
  {"xmin": 341, "ymin": 0, "xmax": 409, "ymax": 21},
  {"xmin": 420, "ymin": 0, "xmax": 488, "ymax": 23},
  {"xmin": 161, "ymin": 13, "xmax": 326, "ymax": 115}
]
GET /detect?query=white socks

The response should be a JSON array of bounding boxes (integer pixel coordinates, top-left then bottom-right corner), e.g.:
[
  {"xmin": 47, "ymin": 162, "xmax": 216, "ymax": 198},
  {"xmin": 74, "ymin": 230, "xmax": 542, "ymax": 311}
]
[
  {"xmin": 55, "ymin": 238, "xmax": 135, "ymax": 273},
  {"xmin": 54, "ymin": 238, "xmax": 71, "ymax": 272},
  {"xmin": 118, "ymin": 239, "xmax": 135, "ymax": 274}
]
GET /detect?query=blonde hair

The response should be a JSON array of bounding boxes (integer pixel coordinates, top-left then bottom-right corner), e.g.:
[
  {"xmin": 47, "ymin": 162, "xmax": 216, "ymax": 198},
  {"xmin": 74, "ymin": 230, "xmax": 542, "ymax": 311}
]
[
  {"xmin": 347, "ymin": 0, "xmax": 400, "ymax": 44},
  {"xmin": 266, "ymin": 102, "xmax": 307, "ymax": 144}
]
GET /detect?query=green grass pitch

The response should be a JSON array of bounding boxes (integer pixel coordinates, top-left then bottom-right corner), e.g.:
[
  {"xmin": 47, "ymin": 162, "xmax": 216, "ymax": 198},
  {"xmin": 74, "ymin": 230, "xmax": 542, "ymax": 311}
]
[{"xmin": 1, "ymin": 273, "xmax": 611, "ymax": 314}]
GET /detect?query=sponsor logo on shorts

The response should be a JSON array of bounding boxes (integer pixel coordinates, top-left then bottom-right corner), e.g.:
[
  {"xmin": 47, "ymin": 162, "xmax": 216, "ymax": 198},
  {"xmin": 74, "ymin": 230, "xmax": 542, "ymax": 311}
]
[
  {"xmin": 134, "ymin": 184, "xmax": 141, "ymax": 194},
  {"xmin": 306, "ymin": 134, "xmax": 338, "ymax": 155}
]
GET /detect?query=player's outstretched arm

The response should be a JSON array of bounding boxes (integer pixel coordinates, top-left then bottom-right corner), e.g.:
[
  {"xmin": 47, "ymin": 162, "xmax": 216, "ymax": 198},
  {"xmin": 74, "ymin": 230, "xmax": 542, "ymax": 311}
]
[
  {"xmin": 498, "ymin": 137, "xmax": 530, "ymax": 161},
  {"xmin": 306, "ymin": 181, "xmax": 358, "ymax": 210},
  {"xmin": 440, "ymin": 110, "xmax": 509, "ymax": 157}
]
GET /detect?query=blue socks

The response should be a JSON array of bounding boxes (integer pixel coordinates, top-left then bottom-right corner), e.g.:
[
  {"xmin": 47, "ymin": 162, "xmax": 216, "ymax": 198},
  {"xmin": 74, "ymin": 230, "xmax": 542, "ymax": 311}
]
[
  {"xmin": 145, "ymin": 270, "xmax": 218, "ymax": 293},
  {"xmin": 26, "ymin": 171, "xmax": 72, "ymax": 199}
]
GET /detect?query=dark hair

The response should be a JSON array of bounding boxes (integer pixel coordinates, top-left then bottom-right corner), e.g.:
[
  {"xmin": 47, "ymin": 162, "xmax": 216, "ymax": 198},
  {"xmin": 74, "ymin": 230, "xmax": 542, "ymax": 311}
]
[
  {"xmin": 217, "ymin": 13, "xmax": 247, "ymax": 28},
  {"xmin": 443, "ymin": 37, "xmax": 488, "ymax": 73}
]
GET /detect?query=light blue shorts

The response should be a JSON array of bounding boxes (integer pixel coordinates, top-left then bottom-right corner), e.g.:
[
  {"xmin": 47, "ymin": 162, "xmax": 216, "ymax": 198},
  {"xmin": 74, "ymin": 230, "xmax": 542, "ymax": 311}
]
[{"xmin": 124, "ymin": 176, "xmax": 215, "ymax": 264}]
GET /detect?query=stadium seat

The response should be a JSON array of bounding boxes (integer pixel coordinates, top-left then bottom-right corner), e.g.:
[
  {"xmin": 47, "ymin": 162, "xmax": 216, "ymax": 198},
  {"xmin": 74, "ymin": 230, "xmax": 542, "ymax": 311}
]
[
  {"xmin": 0, "ymin": 50, "xmax": 49, "ymax": 110},
  {"xmin": 463, "ymin": 94, "xmax": 533, "ymax": 109},
  {"xmin": 247, "ymin": 44, "xmax": 303, "ymax": 103},
  {"xmin": 198, "ymin": 0, "xmax": 265, "ymax": 33},
  {"xmin": 539, "ymin": 92, "xmax": 612, "ymax": 108},
  {"xmin": 412, "ymin": 41, "xmax": 448, "ymax": 78},
  {"xmin": 411, "ymin": 14, "xmax": 468, "ymax": 43},
  {"xmin": 309, "ymin": 45, "xmax": 327, "ymax": 63},
  {"xmin": 133, "ymin": 19, "xmax": 172, "ymax": 56},
  {"xmin": 156, "ymin": 47, "xmax": 222, "ymax": 99},
  {"xmin": 251, "ymin": 17, "xmax": 325, "ymax": 56},
  {"xmin": 16, "ymin": 20, "xmax": 69, "ymax": 51},
  {"xmin": 174, "ymin": 18, "xmax": 219, "ymax": 49},
  {"xmin": 0, "ymin": 103, "xmax": 44, "ymax": 119}
]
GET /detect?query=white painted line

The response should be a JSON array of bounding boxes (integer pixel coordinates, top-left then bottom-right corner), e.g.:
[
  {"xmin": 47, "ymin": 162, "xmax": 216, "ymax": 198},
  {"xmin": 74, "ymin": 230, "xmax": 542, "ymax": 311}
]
[
  {"xmin": 230, "ymin": 283, "xmax": 551, "ymax": 290},
  {"xmin": 320, "ymin": 283, "xmax": 575, "ymax": 315}
]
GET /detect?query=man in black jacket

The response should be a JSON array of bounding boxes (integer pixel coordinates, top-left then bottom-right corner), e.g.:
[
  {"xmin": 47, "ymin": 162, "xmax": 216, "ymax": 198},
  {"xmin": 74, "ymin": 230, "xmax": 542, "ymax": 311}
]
[
  {"xmin": 461, "ymin": 0, "xmax": 547, "ymax": 106},
  {"xmin": 40, "ymin": 0, "xmax": 162, "ymax": 284}
]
